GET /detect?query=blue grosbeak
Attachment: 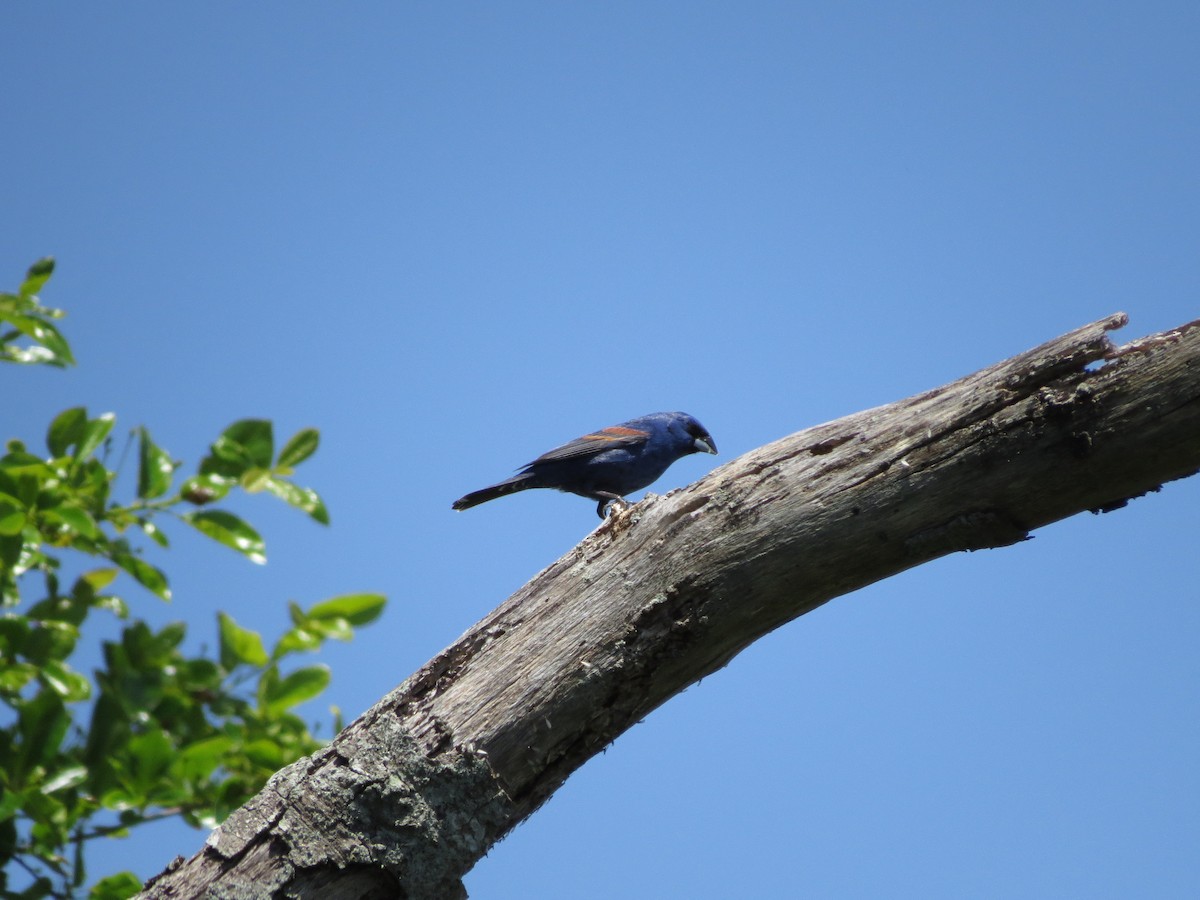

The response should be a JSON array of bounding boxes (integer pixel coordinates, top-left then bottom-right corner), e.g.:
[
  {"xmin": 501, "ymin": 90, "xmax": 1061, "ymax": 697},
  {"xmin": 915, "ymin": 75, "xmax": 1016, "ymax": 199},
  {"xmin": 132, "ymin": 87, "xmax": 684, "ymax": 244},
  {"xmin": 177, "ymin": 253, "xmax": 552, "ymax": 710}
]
[{"xmin": 452, "ymin": 411, "xmax": 717, "ymax": 517}]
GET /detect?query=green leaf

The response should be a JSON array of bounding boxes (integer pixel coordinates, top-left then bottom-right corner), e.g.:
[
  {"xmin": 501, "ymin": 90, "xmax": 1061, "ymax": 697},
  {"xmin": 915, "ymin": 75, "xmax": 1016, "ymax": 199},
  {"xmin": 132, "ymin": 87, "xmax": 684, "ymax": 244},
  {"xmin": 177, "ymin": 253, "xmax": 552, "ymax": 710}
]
[
  {"xmin": 0, "ymin": 614, "xmax": 30, "ymax": 648},
  {"xmin": 180, "ymin": 473, "xmax": 231, "ymax": 505},
  {"xmin": 138, "ymin": 518, "xmax": 169, "ymax": 547},
  {"xmin": 15, "ymin": 690, "xmax": 69, "ymax": 783},
  {"xmin": 125, "ymin": 729, "xmax": 173, "ymax": 797},
  {"xmin": 242, "ymin": 738, "xmax": 285, "ymax": 769},
  {"xmin": 307, "ymin": 593, "xmax": 386, "ymax": 626},
  {"xmin": 239, "ymin": 467, "xmax": 271, "ymax": 493},
  {"xmin": 174, "ymin": 736, "xmax": 233, "ymax": 782},
  {"xmin": 41, "ymin": 504, "xmax": 100, "ymax": 539},
  {"xmin": 305, "ymin": 615, "xmax": 352, "ymax": 642},
  {"xmin": 93, "ymin": 594, "xmax": 129, "ymax": 618},
  {"xmin": 76, "ymin": 412, "xmax": 116, "ymax": 461},
  {"xmin": 157, "ymin": 621, "xmax": 186, "ymax": 650},
  {"xmin": 0, "ymin": 491, "xmax": 26, "ymax": 535},
  {"xmin": 32, "ymin": 317, "xmax": 72, "ymax": 366},
  {"xmin": 182, "ymin": 510, "xmax": 266, "ymax": 564},
  {"xmin": 82, "ymin": 568, "xmax": 119, "ymax": 590},
  {"xmin": 287, "ymin": 600, "xmax": 307, "ymax": 627},
  {"xmin": 88, "ymin": 872, "xmax": 143, "ymax": 900},
  {"xmin": 43, "ymin": 765, "xmax": 88, "ymax": 794},
  {"xmin": 0, "ymin": 341, "xmax": 55, "ymax": 365},
  {"xmin": 19, "ymin": 257, "xmax": 55, "ymax": 299},
  {"xmin": 0, "ymin": 661, "xmax": 37, "ymax": 693},
  {"xmin": 112, "ymin": 552, "xmax": 171, "ymax": 601},
  {"xmin": 136, "ymin": 427, "xmax": 175, "ymax": 499},
  {"xmin": 0, "ymin": 309, "xmax": 75, "ymax": 367},
  {"xmin": 262, "ymin": 664, "xmax": 330, "ymax": 712},
  {"xmin": 206, "ymin": 419, "xmax": 274, "ymax": 475},
  {"xmin": 0, "ymin": 448, "xmax": 53, "ymax": 480},
  {"xmin": 24, "ymin": 620, "xmax": 80, "ymax": 665},
  {"xmin": 39, "ymin": 660, "xmax": 91, "ymax": 701},
  {"xmin": 75, "ymin": 568, "xmax": 125, "ymax": 617},
  {"xmin": 27, "ymin": 591, "xmax": 80, "ymax": 625},
  {"xmin": 84, "ymin": 693, "xmax": 127, "ymax": 779},
  {"xmin": 177, "ymin": 657, "xmax": 221, "ymax": 692},
  {"xmin": 277, "ymin": 428, "xmax": 319, "ymax": 468},
  {"xmin": 47, "ymin": 406, "xmax": 87, "ymax": 456},
  {"xmin": 71, "ymin": 457, "xmax": 112, "ymax": 508},
  {"xmin": 0, "ymin": 785, "xmax": 23, "ymax": 820},
  {"xmin": 263, "ymin": 477, "xmax": 330, "ymax": 524},
  {"xmin": 0, "ymin": 614, "xmax": 30, "ymax": 653},
  {"xmin": 274, "ymin": 626, "xmax": 321, "ymax": 657},
  {"xmin": 218, "ymin": 611, "xmax": 269, "ymax": 668}
]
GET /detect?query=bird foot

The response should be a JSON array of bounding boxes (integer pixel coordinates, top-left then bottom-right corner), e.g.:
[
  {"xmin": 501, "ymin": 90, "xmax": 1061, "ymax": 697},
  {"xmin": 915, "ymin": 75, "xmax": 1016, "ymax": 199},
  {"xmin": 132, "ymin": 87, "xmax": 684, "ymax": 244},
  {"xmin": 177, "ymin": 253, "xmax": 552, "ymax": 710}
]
[{"xmin": 597, "ymin": 496, "xmax": 631, "ymax": 518}]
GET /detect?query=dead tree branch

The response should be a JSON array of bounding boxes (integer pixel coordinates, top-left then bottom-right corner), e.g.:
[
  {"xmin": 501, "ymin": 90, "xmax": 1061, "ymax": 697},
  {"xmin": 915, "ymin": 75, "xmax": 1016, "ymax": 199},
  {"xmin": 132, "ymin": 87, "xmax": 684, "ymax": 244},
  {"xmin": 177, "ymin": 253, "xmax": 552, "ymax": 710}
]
[{"xmin": 143, "ymin": 313, "xmax": 1200, "ymax": 899}]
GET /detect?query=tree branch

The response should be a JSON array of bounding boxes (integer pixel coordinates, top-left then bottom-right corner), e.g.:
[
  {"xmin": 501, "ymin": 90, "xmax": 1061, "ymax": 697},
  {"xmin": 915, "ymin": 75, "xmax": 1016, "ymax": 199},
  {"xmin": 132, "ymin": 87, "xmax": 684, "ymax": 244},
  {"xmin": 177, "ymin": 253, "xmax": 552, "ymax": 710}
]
[{"xmin": 142, "ymin": 313, "xmax": 1200, "ymax": 899}]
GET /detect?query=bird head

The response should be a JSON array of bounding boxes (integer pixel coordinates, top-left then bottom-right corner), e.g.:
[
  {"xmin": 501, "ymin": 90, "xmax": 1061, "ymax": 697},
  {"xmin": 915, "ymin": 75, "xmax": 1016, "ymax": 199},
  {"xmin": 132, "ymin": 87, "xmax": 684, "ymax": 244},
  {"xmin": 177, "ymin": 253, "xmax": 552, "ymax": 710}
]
[{"xmin": 678, "ymin": 414, "xmax": 717, "ymax": 456}]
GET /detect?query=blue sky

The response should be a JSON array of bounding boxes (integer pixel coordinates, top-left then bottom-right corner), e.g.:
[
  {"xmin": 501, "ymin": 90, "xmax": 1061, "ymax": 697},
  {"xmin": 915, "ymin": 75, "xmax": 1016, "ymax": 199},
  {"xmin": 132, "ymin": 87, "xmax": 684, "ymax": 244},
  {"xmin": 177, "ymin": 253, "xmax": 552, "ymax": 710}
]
[{"xmin": 4, "ymin": 2, "xmax": 1198, "ymax": 896}]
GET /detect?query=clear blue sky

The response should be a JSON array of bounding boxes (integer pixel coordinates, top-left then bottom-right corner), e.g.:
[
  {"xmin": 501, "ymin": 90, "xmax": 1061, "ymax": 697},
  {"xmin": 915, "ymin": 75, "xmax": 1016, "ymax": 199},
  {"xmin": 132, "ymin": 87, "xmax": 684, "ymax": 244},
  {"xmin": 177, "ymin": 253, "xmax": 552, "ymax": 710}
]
[{"xmin": 4, "ymin": 3, "xmax": 1198, "ymax": 896}]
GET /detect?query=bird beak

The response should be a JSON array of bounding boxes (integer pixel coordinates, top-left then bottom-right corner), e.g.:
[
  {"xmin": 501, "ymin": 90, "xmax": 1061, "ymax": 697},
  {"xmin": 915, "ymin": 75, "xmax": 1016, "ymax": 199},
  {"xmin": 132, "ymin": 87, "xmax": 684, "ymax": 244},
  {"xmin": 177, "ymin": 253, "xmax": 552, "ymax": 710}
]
[{"xmin": 693, "ymin": 436, "xmax": 717, "ymax": 455}]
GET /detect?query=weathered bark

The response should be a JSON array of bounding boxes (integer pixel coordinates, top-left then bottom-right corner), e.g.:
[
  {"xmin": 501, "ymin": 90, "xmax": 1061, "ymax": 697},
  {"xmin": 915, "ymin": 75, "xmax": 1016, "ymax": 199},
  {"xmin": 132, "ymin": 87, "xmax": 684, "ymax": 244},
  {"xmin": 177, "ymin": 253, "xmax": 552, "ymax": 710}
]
[{"xmin": 143, "ymin": 313, "xmax": 1200, "ymax": 899}]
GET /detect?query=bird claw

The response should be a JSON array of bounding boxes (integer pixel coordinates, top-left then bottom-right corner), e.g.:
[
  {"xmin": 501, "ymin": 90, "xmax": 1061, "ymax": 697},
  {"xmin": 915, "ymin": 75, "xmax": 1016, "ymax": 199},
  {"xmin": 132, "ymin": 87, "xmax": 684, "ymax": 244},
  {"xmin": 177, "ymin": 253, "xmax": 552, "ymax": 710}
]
[{"xmin": 598, "ymin": 496, "xmax": 630, "ymax": 518}]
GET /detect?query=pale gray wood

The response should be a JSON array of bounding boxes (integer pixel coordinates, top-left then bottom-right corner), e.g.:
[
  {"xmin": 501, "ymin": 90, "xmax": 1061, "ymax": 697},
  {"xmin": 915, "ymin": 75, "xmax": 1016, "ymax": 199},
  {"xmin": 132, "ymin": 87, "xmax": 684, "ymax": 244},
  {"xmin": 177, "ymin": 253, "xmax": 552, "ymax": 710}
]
[{"xmin": 142, "ymin": 312, "xmax": 1200, "ymax": 899}]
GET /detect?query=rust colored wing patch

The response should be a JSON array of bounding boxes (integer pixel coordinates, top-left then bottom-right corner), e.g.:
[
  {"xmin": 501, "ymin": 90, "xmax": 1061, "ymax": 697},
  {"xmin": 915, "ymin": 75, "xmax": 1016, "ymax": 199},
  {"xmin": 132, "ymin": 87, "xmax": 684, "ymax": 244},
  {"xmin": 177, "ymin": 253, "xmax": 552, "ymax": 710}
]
[
  {"xmin": 589, "ymin": 426, "xmax": 647, "ymax": 440},
  {"xmin": 528, "ymin": 425, "xmax": 650, "ymax": 464}
]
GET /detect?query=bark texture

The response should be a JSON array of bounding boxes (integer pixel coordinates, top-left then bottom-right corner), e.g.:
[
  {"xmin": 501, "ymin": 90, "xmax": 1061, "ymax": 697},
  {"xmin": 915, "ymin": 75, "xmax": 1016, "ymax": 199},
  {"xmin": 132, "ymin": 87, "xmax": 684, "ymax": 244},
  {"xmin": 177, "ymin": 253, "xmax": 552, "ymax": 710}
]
[{"xmin": 143, "ymin": 313, "xmax": 1200, "ymax": 899}]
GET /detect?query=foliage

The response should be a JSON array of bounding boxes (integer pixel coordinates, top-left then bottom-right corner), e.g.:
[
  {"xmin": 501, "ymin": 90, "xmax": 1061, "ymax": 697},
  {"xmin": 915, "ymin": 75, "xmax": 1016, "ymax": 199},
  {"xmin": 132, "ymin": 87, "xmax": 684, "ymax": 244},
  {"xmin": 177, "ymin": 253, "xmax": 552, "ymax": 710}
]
[
  {"xmin": 0, "ymin": 260, "xmax": 386, "ymax": 898},
  {"xmin": 0, "ymin": 258, "xmax": 73, "ymax": 369}
]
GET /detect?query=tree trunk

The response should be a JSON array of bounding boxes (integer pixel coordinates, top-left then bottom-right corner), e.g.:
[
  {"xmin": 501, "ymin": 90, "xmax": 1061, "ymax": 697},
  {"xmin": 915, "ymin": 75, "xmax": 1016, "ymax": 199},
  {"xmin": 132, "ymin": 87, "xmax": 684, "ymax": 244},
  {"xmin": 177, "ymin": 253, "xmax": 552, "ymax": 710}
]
[{"xmin": 142, "ymin": 313, "xmax": 1200, "ymax": 899}]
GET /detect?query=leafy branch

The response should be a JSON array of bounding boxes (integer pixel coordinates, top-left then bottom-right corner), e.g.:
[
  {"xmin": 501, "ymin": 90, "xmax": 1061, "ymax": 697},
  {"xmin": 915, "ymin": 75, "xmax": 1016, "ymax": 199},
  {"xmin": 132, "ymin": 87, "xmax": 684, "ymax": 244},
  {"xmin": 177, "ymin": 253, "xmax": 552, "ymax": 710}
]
[{"xmin": 0, "ymin": 259, "xmax": 387, "ymax": 899}]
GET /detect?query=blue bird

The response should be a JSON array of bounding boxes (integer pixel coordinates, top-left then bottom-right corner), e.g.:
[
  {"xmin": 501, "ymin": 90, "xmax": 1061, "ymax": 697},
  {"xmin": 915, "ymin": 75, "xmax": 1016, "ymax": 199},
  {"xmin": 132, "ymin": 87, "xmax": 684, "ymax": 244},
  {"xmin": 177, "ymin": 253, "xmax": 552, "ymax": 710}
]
[{"xmin": 452, "ymin": 411, "xmax": 717, "ymax": 518}]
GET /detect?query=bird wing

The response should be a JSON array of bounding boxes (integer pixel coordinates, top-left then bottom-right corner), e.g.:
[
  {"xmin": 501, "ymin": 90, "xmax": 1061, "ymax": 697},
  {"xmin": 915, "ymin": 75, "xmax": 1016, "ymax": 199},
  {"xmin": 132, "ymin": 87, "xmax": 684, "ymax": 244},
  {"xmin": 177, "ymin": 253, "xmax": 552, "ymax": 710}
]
[{"xmin": 527, "ymin": 425, "xmax": 650, "ymax": 465}]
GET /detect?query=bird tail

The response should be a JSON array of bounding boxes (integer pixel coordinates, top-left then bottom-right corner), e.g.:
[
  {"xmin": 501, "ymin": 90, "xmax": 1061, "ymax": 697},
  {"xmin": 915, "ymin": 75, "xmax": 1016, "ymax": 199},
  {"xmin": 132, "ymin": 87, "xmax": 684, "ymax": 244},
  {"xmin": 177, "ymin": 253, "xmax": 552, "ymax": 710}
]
[{"xmin": 452, "ymin": 474, "xmax": 536, "ymax": 511}]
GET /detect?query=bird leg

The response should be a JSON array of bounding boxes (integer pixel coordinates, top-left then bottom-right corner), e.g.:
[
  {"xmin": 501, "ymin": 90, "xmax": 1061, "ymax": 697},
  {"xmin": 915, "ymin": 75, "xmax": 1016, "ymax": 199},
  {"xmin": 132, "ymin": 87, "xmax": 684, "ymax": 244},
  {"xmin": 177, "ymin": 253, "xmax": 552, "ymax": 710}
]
[{"xmin": 594, "ymin": 493, "xmax": 629, "ymax": 518}]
